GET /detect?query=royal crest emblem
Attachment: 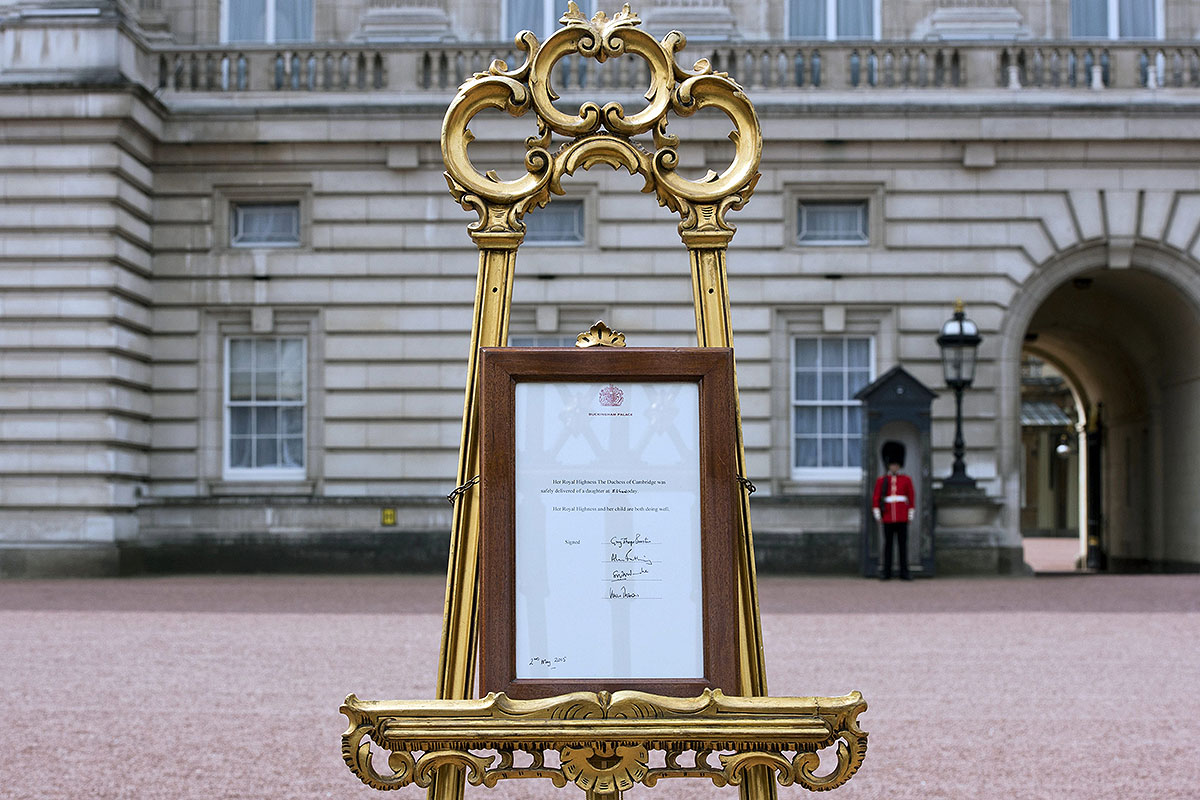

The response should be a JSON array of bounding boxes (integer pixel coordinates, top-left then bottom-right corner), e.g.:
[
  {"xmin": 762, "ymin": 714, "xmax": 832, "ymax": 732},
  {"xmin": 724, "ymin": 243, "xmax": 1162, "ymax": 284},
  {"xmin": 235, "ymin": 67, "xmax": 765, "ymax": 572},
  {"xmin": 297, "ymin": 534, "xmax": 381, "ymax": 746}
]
[{"xmin": 598, "ymin": 384, "xmax": 624, "ymax": 407}]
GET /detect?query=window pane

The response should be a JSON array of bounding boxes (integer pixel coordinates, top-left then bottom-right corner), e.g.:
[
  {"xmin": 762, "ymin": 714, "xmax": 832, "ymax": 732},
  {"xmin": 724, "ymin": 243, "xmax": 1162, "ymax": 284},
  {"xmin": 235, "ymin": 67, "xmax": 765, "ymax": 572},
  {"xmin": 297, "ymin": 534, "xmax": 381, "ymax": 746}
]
[
  {"xmin": 230, "ymin": 407, "xmax": 252, "ymax": 436},
  {"xmin": 232, "ymin": 202, "xmax": 300, "ymax": 246},
  {"xmin": 281, "ymin": 406, "xmax": 303, "ymax": 435},
  {"xmin": 1071, "ymin": 0, "xmax": 1107, "ymax": 37},
  {"xmin": 847, "ymin": 436, "xmax": 862, "ymax": 467},
  {"xmin": 847, "ymin": 407, "xmax": 863, "ymax": 435},
  {"xmin": 275, "ymin": 0, "xmax": 313, "ymax": 42},
  {"xmin": 794, "ymin": 370, "xmax": 818, "ymax": 400},
  {"xmin": 849, "ymin": 369, "xmax": 871, "ymax": 395},
  {"xmin": 279, "ymin": 371, "xmax": 303, "ymax": 402},
  {"xmin": 254, "ymin": 339, "xmax": 278, "ymax": 370},
  {"xmin": 255, "ymin": 370, "xmax": 278, "ymax": 401},
  {"xmin": 230, "ymin": 339, "xmax": 253, "ymax": 370},
  {"xmin": 794, "ymin": 338, "xmax": 818, "ymax": 368},
  {"xmin": 229, "ymin": 370, "xmax": 253, "ymax": 402},
  {"xmin": 282, "ymin": 437, "xmax": 305, "ymax": 468},
  {"xmin": 280, "ymin": 339, "xmax": 303, "ymax": 371},
  {"xmin": 798, "ymin": 201, "xmax": 868, "ymax": 244},
  {"xmin": 256, "ymin": 407, "xmax": 278, "ymax": 436},
  {"xmin": 821, "ymin": 438, "xmax": 844, "ymax": 467},
  {"xmin": 794, "ymin": 406, "xmax": 817, "ymax": 435},
  {"xmin": 821, "ymin": 374, "xmax": 845, "ymax": 401},
  {"xmin": 795, "ymin": 437, "xmax": 818, "ymax": 468},
  {"xmin": 255, "ymin": 437, "xmax": 278, "ymax": 468},
  {"xmin": 230, "ymin": 436, "xmax": 252, "ymax": 468},
  {"xmin": 837, "ymin": 0, "xmax": 873, "ymax": 38},
  {"xmin": 505, "ymin": 0, "xmax": 543, "ymax": 38},
  {"xmin": 789, "ymin": 0, "xmax": 825, "ymax": 37},
  {"xmin": 820, "ymin": 338, "xmax": 843, "ymax": 368},
  {"xmin": 1118, "ymin": 0, "xmax": 1154, "ymax": 38},
  {"xmin": 820, "ymin": 407, "xmax": 844, "ymax": 435},
  {"xmin": 847, "ymin": 338, "xmax": 870, "ymax": 367},
  {"xmin": 228, "ymin": 0, "xmax": 266, "ymax": 42},
  {"xmin": 525, "ymin": 200, "xmax": 585, "ymax": 244}
]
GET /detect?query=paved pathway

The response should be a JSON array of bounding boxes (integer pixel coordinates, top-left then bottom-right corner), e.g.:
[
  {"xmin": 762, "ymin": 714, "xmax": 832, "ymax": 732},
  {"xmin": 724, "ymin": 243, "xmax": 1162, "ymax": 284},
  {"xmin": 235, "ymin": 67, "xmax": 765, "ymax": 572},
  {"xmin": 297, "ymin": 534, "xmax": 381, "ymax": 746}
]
[{"xmin": 1, "ymin": 573, "xmax": 1196, "ymax": 799}]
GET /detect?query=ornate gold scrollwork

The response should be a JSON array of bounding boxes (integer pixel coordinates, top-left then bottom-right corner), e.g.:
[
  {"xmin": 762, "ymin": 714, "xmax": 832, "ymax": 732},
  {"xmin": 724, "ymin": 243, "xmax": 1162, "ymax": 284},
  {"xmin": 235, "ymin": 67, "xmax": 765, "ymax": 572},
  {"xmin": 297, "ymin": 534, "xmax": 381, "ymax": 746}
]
[
  {"xmin": 576, "ymin": 320, "xmax": 626, "ymax": 347},
  {"xmin": 342, "ymin": 689, "xmax": 868, "ymax": 794},
  {"xmin": 441, "ymin": 2, "xmax": 762, "ymax": 245}
]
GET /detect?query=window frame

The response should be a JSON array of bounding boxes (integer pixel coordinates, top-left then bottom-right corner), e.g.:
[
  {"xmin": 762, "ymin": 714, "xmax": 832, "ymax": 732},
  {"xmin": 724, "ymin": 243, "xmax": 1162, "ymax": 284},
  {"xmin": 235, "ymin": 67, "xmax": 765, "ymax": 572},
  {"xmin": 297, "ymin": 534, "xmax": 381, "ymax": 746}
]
[
  {"xmin": 223, "ymin": 335, "xmax": 308, "ymax": 482},
  {"xmin": 786, "ymin": 184, "xmax": 883, "ymax": 251},
  {"xmin": 522, "ymin": 197, "xmax": 588, "ymax": 247},
  {"xmin": 786, "ymin": 0, "xmax": 881, "ymax": 41},
  {"xmin": 220, "ymin": 0, "xmax": 314, "ymax": 44},
  {"xmin": 1069, "ymin": 0, "xmax": 1164, "ymax": 39},
  {"xmin": 790, "ymin": 335, "xmax": 875, "ymax": 482},
  {"xmin": 796, "ymin": 199, "xmax": 870, "ymax": 246},
  {"xmin": 230, "ymin": 201, "xmax": 302, "ymax": 248},
  {"xmin": 214, "ymin": 185, "xmax": 311, "ymax": 252}
]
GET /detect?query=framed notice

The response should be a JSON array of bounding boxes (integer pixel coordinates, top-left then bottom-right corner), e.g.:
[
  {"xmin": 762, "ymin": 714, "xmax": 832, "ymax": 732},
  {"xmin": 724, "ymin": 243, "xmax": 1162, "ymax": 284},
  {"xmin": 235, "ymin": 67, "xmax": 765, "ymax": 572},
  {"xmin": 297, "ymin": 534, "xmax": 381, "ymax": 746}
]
[{"xmin": 479, "ymin": 347, "xmax": 739, "ymax": 699}]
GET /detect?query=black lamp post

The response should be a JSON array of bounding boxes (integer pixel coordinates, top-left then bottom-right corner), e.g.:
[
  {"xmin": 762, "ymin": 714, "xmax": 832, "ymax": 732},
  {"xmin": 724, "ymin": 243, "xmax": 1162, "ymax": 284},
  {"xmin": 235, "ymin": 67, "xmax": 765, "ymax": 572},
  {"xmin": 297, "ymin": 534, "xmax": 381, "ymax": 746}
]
[{"xmin": 937, "ymin": 300, "xmax": 982, "ymax": 489}]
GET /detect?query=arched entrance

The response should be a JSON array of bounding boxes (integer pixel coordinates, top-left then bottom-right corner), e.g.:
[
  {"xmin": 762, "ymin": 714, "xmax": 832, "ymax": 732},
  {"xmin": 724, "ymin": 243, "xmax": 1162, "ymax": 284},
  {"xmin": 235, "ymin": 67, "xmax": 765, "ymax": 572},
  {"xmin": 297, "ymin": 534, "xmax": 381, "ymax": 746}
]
[
  {"xmin": 1001, "ymin": 243, "xmax": 1200, "ymax": 572},
  {"xmin": 1018, "ymin": 352, "xmax": 1085, "ymax": 570}
]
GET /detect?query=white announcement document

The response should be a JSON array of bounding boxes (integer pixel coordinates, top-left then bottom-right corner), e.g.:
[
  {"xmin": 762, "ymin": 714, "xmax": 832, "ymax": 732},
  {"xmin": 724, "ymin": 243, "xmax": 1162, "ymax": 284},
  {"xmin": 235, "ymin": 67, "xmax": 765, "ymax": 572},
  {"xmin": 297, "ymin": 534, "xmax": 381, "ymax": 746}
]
[{"xmin": 514, "ymin": 381, "xmax": 703, "ymax": 680}]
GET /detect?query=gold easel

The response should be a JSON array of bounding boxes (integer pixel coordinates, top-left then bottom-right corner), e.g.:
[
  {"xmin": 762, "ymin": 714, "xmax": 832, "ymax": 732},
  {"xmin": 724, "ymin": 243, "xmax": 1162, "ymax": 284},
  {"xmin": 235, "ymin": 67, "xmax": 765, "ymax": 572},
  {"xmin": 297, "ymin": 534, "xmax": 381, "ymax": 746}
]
[{"xmin": 341, "ymin": 5, "xmax": 867, "ymax": 798}]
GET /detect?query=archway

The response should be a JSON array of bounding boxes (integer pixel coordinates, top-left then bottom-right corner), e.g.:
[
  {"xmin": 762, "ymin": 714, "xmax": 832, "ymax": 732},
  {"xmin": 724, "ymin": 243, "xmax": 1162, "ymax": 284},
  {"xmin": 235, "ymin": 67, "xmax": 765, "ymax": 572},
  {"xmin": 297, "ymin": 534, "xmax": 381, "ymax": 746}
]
[
  {"xmin": 1018, "ymin": 351, "xmax": 1086, "ymax": 571},
  {"xmin": 1001, "ymin": 243, "xmax": 1200, "ymax": 572}
]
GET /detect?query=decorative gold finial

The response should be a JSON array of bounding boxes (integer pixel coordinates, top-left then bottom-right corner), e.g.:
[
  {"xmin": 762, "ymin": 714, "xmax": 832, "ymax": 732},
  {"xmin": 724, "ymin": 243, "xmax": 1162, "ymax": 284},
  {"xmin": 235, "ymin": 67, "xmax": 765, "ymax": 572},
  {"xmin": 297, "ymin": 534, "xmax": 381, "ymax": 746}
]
[
  {"xmin": 954, "ymin": 299, "xmax": 965, "ymax": 314},
  {"xmin": 576, "ymin": 321, "xmax": 627, "ymax": 347}
]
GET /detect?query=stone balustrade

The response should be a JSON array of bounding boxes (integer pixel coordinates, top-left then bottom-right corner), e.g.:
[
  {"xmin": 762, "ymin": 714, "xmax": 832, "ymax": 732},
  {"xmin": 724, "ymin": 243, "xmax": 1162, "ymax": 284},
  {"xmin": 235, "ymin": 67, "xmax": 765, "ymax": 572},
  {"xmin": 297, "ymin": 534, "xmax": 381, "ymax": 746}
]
[{"xmin": 150, "ymin": 40, "xmax": 1200, "ymax": 94}]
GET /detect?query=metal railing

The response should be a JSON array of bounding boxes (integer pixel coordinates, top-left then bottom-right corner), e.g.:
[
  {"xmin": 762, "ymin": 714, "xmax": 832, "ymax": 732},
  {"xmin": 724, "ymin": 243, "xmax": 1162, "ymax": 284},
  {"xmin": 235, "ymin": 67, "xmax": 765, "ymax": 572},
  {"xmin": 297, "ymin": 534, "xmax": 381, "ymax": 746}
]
[{"xmin": 149, "ymin": 40, "xmax": 1200, "ymax": 94}]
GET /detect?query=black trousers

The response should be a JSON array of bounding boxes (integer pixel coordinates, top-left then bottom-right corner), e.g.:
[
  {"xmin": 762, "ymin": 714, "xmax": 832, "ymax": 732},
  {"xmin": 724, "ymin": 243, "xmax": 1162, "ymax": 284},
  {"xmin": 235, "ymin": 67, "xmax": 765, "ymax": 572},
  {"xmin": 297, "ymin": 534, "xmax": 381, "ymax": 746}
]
[{"xmin": 881, "ymin": 521, "xmax": 909, "ymax": 579}]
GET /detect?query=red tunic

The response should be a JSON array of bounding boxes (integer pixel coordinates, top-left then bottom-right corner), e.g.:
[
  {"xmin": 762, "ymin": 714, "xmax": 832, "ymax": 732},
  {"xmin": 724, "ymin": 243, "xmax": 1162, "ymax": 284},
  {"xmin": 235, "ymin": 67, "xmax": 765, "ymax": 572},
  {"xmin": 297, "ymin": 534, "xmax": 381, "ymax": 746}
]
[{"xmin": 872, "ymin": 473, "xmax": 915, "ymax": 523}]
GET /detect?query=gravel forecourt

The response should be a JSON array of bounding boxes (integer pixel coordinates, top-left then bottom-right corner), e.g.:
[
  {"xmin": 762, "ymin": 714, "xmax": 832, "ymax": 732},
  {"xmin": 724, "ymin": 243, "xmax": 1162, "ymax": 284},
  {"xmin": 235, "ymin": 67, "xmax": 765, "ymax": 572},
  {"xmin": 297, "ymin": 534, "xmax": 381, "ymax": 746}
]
[{"xmin": 1, "ymin": 573, "xmax": 1197, "ymax": 800}]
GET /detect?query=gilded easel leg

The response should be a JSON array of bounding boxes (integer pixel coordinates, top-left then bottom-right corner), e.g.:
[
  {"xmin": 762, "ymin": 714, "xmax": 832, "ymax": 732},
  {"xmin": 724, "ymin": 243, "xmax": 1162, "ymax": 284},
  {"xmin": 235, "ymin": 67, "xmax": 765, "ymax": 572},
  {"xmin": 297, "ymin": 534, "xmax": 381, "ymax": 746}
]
[
  {"xmin": 430, "ymin": 243, "xmax": 519, "ymax": 800},
  {"xmin": 687, "ymin": 242, "xmax": 776, "ymax": 800}
]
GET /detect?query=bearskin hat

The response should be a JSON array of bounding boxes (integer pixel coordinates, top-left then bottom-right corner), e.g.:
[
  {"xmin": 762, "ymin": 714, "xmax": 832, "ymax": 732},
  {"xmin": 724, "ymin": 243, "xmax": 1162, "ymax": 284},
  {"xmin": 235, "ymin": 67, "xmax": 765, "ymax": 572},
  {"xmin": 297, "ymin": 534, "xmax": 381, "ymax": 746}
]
[{"xmin": 881, "ymin": 440, "xmax": 906, "ymax": 468}]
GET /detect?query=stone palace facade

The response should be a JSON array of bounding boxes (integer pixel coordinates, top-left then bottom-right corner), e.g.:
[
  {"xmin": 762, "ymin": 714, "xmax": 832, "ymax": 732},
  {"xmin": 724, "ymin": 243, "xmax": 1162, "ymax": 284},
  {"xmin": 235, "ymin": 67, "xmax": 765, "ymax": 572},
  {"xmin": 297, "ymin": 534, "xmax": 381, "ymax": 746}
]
[{"xmin": 2, "ymin": 0, "xmax": 1200, "ymax": 576}]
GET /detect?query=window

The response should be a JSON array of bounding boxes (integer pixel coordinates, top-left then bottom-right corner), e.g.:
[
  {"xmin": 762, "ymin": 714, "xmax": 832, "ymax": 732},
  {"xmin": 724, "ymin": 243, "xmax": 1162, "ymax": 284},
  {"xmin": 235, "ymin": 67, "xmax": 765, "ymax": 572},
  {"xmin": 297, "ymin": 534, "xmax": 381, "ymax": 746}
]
[
  {"xmin": 225, "ymin": 337, "xmax": 306, "ymax": 479},
  {"xmin": 797, "ymin": 200, "xmax": 869, "ymax": 245},
  {"xmin": 231, "ymin": 202, "xmax": 300, "ymax": 247},
  {"xmin": 792, "ymin": 337, "xmax": 872, "ymax": 475},
  {"xmin": 224, "ymin": 0, "xmax": 313, "ymax": 43},
  {"xmin": 1070, "ymin": 0, "xmax": 1160, "ymax": 39},
  {"xmin": 524, "ymin": 199, "xmax": 585, "ymax": 245},
  {"xmin": 505, "ymin": 0, "xmax": 594, "ymax": 39},
  {"xmin": 788, "ymin": 0, "xmax": 877, "ymax": 40}
]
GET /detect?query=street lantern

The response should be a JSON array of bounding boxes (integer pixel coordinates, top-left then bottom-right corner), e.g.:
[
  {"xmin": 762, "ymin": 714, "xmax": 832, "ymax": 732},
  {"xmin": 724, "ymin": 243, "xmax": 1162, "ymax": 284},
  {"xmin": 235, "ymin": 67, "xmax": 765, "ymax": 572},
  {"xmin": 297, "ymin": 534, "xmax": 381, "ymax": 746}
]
[{"xmin": 937, "ymin": 300, "xmax": 982, "ymax": 489}]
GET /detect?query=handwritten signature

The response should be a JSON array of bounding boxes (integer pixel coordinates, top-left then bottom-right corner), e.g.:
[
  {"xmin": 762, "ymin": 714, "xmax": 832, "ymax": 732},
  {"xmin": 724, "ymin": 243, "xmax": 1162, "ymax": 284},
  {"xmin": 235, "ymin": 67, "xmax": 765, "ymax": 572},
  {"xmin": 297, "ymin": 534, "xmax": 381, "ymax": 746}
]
[
  {"xmin": 610, "ymin": 552, "xmax": 654, "ymax": 566},
  {"xmin": 527, "ymin": 656, "xmax": 568, "ymax": 669},
  {"xmin": 609, "ymin": 534, "xmax": 653, "ymax": 548}
]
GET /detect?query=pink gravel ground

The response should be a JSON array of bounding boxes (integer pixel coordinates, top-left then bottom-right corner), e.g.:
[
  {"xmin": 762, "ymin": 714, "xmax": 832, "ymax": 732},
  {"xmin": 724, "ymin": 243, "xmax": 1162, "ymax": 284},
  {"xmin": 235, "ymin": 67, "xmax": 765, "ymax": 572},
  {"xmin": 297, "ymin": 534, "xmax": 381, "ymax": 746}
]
[{"xmin": 1, "ymin": 571, "xmax": 1197, "ymax": 800}]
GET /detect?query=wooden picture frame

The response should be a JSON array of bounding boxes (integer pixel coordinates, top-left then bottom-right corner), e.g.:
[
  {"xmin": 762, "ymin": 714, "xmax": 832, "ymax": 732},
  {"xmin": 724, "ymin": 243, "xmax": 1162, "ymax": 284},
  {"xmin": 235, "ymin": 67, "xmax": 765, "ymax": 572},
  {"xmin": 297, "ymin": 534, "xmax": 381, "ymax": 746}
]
[{"xmin": 479, "ymin": 347, "xmax": 739, "ymax": 699}]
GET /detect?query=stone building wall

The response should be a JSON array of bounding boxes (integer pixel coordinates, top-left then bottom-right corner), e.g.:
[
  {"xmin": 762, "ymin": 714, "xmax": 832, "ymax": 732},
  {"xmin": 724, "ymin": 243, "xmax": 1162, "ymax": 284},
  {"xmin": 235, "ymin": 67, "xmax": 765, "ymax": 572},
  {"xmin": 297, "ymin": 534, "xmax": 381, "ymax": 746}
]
[{"xmin": 2, "ymin": 0, "xmax": 1200, "ymax": 576}]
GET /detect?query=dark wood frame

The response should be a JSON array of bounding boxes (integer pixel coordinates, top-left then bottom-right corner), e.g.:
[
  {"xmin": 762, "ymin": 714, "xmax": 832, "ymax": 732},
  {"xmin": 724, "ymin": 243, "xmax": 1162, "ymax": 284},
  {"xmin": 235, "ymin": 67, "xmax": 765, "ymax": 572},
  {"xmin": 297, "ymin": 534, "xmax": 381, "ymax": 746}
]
[{"xmin": 479, "ymin": 347, "xmax": 740, "ymax": 700}]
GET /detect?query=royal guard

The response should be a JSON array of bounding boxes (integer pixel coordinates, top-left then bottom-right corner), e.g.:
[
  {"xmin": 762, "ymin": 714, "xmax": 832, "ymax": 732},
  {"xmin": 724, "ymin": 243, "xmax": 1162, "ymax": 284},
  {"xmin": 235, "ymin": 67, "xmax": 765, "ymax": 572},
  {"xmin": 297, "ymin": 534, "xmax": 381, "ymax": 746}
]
[{"xmin": 872, "ymin": 440, "xmax": 915, "ymax": 580}]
